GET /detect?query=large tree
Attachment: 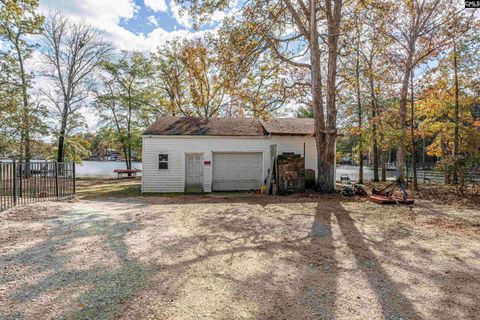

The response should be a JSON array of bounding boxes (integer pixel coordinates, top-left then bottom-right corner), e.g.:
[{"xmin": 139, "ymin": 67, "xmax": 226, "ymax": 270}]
[
  {"xmin": 0, "ymin": 0, "xmax": 44, "ymax": 161},
  {"xmin": 176, "ymin": 0, "xmax": 344, "ymax": 192},
  {"xmin": 150, "ymin": 40, "xmax": 188, "ymax": 118},
  {"xmin": 417, "ymin": 18, "xmax": 480, "ymax": 185},
  {"xmin": 42, "ymin": 12, "xmax": 112, "ymax": 162},
  {"xmin": 94, "ymin": 51, "xmax": 150, "ymax": 171},
  {"xmin": 178, "ymin": 38, "xmax": 239, "ymax": 117},
  {"xmin": 380, "ymin": 0, "xmax": 461, "ymax": 181},
  {"xmin": 150, "ymin": 35, "xmax": 289, "ymax": 119}
]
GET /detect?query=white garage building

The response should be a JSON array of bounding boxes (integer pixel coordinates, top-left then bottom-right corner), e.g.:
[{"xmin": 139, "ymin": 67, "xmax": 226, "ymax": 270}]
[{"xmin": 141, "ymin": 117, "xmax": 318, "ymax": 193}]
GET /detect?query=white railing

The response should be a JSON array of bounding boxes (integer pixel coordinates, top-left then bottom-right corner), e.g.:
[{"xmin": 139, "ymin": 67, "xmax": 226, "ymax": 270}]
[{"xmin": 408, "ymin": 170, "xmax": 480, "ymax": 184}]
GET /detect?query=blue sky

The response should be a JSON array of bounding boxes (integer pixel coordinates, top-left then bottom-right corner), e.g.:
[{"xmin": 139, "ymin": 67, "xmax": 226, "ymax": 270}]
[
  {"xmin": 34, "ymin": 0, "xmax": 229, "ymax": 129},
  {"xmin": 38, "ymin": 0, "xmax": 225, "ymax": 51}
]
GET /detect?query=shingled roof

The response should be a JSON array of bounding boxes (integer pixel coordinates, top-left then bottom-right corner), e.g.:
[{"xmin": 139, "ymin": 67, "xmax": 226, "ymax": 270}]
[
  {"xmin": 260, "ymin": 118, "xmax": 315, "ymax": 135},
  {"xmin": 143, "ymin": 116, "xmax": 315, "ymax": 136},
  {"xmin": 143, "ymin": 117, "xmax": 267, "ymax": 136}
]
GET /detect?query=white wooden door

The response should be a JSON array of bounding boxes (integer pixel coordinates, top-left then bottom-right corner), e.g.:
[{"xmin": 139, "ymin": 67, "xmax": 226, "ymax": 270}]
[
  {"xmin": 185, "ymin": 154, "xmax": 203, "ymax": 191},
  {"xmin": 213, "ymin": 152, "xmax": 263, "ymax": 191}
]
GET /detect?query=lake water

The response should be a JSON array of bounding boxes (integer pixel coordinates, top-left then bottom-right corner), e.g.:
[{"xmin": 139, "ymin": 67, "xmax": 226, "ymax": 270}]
[
  {"xmin": 76, "ymin": 161, "xmax": 142, "ymax": 177},
  {"xmin": 336, "ymin": 165, "xmax": 397, "ymax": 182},
  {"xmin": 75, "ymin": 161, "xmax": 395, "ymax": 181}
]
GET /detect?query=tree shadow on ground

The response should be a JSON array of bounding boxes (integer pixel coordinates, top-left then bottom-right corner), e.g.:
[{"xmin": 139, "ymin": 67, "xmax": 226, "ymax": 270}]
[
  {"xmin": 330, "ymin": 202, "xmax": 420, "ymax": 319},
  {"xmin": 2, "ymin": 198, "xmax": 479, "ymax": 319},
  {"xmin": 1, "ymin": 206, "xmax": 157, "ymax": 319},
  {"xmin": 187, "ymin": 201, "xmax": 421, "ymax": 319}
]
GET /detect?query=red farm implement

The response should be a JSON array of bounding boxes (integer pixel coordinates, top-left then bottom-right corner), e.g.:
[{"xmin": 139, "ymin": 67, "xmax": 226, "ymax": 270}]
[{"xmin": 370, "ymin": 180, "xmax": 415, "ymax": 205}]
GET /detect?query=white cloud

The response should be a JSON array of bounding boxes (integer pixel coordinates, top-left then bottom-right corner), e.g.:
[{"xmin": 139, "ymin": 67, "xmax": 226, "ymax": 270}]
[
  {"xmin": 210, "ymin": 11, "xmax": 227, "ymax": 23},
  {"xmin": 170, "ymin": 2, "xmax": 238, "ymax": 30},
  {"xmin": 147, "ymin": 15, "xmax": 158, "ymax": 26},
  {"xmin": 35, "ymin": 0, "xmax": 212, "ymax": 129},
  {"xmin": 38, "ymin": 0, "xmax": 203, "ymax": 51},
  {"xmin": 144, "ymin": 0, "xmax": 168, "ymax": 12},
  {"xmin": 170, "ymin": 1, "xmax": 193, "ymax": 29}
]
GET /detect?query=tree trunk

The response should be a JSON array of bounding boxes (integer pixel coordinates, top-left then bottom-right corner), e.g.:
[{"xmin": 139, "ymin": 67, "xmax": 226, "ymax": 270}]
[
  {"xmin": 19, "ymin": 132, "xmax": 24, "ymax": 162},
  {"xmin": 369, "ymin": 74, "xmax": 379, "ymax": 182},
  {"xmin": 381, "ymin": 150, "xmax": 387, "ymax": 182},
  {"xmin": 317, "ymin": 0, "xmax": 342, "ymax": 193},
  {"xmin": 56, "ymin": 132, "xmax": 65, "ymax": 163},
  {"xmin": 422, "ymin": 137, "xmax": 426, "ymax": 170},
  {"xmin": 123, "ymin": 145, "xmax": 130, "ymax": 170},
  {"xmin": 355, "ymin": 46, "xmax": 363, "ymax": 184},
  {"xmin": 15, "ymin": 39, "xmax": 31, "ymax": 162},
  {"xmin": 410, "ymin": 71, "xmax": 418, "ymax": 190},
  {"xmin": 310, "ymin": 0, "xmax": 329, "ymax": 192},
  {"xmin": 127, "ymin": 94, "xmax": 133, "ymax": 175},
  {"xmin": 441, "ymin": 140, "xmax": 451, "ymax": 184},
  {"xmin": 452, "ymin": 41, "xmax": 459, "ymax": 184},
  {"xmin": 397, "ymin": 56, "xmax": 412, "ymax": 181},
  {"xmin": 128, "ymin": 145, "xmax": 132, "ymax": 174},
  {"xmin": 57, "ymin": 102, "xmax": 69, "ymax": 162},
  {"xmin": 377, "ymin": 99, "xmax": 386, "ymax": 182}
]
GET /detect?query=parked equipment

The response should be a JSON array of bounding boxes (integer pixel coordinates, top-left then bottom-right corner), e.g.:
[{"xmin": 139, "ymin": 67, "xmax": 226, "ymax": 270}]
[
  {"xmin": 370, "ymin": 180, "xmax": 414, "ymax": 205},
  {"xmin": 340, "ymin": 174, "xmax": 367, "ymax": 197}
]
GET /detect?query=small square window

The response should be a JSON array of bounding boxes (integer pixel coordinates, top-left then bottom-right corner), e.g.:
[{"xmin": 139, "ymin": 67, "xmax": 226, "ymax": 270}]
[{"xmin": 159, "ymin": 154, "xmax": 168, "ymax": 169}]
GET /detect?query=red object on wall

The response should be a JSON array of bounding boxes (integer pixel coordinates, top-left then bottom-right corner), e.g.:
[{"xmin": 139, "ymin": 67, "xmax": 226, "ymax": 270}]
[{"xmin": 204, "ymin": 160, "xmax": 211, "ymax": 165}]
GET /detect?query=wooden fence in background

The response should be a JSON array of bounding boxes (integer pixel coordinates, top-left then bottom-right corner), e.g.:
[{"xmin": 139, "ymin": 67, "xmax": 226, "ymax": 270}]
[
  {"xmin": 0, "ymin": 161, "xmax": 75, "ymax": 212},
  {"xmin": 409, "ymin": 170, "xmax": 480, "ymax": 184}
]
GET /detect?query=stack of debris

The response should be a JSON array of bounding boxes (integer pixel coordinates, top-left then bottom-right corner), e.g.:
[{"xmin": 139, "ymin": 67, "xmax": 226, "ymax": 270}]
[
  {"xmin": 265, "ymin": 145, "xmax": 311, "ymax": 195},
  {"xmin": 276, "ymin": 154, "xmax": 306, "ymax": 194}
]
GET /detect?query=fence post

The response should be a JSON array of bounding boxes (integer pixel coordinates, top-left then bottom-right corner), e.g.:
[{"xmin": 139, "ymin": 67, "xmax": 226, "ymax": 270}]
[
  {"xmin": 72, "ymin": 161, "xmax": 76, "ymax": 195},
  {"xmin": 18, "ymin": 161, "xmax": 22, "ymax": 199},
  {"xmin": 55, "ymin": 161, "xmax": 59, "ymax": 199},
  {"xmin": 12, "ymin": 161, "xmax": 17, "ymax": 206}
]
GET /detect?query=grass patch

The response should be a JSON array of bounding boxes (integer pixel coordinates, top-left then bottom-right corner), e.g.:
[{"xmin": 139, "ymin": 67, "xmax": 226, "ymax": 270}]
[{"xmin": 76, "ymin": 178, "xmax": 183, "ymax": 198}]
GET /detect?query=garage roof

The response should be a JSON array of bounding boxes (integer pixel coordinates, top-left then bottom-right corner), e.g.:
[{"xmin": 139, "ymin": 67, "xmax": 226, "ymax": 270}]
[
  {"xmin": 143, "ymin": 116, "xmax": 267, "ymax": 136},
  {"xmin": 260, "ymin": 118, "xmax": 315, "ymax": 135},
  {"xmin": 143, "ymin": 116, "xmax": 315, "ymax": 136}
]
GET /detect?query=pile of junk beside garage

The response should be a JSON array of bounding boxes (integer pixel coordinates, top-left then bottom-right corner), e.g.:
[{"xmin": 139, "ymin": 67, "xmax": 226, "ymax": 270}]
[
  {"xmin": 264, "ymin": 144, "xmax": 414, "ymax": 205},
  {"xmin": 264, "ymin": 145, "xmax": 315, "ymax": 195}
]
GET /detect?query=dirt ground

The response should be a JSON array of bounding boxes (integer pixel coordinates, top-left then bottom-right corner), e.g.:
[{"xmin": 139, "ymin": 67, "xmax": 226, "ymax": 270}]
[{"xmin": 1, "ymin": 179, "xmax": 479, "ymax": 319}]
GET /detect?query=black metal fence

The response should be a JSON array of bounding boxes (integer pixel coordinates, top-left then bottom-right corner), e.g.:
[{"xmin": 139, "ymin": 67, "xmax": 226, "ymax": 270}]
[{"xmin": 0, "ymin": 161, "xmax": 75, "ymax": 212}]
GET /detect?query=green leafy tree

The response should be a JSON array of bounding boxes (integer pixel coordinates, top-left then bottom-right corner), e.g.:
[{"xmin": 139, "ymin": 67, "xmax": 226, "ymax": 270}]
[
  {"xmin": 59, "ymin": 133, "xmax": 91, "ymax": 163},
  {"xmin": 149, "ymin": 40, "xmax": 188, "ymax": 118},
  {"xmin": 0, "ymin": 0, "xmax": 44, "ymax": 160},
  {"xmin": 94, "ymin": 51, "xmax": 150, "ymax": 171}
]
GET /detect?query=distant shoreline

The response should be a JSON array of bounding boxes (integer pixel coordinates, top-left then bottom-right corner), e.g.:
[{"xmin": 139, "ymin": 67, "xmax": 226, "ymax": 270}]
[
  {"xmin": 81, "ymin": 160, "xmax": 142, "ymax": 163},
  {"xmin": 0, "ymin": 159, "xmax": 142, "ymax": 163}
]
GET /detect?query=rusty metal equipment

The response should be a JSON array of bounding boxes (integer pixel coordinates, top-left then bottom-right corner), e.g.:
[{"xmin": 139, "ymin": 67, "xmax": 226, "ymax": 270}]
[{"xmin": 370, "ymin": 180, "xmax": 414, "ymax": 205}]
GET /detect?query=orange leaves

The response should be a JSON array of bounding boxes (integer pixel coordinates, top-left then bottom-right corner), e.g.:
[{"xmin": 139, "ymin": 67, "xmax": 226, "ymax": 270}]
[{"xmin": 416, "ymin": 73, "xmax": 480, "ymax": 157}]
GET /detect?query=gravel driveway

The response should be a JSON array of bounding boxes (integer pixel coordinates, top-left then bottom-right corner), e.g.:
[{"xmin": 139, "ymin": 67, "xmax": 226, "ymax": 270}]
[{"xmin": 1, "ymin": 192, "xmax": 479, "ymax": 319}]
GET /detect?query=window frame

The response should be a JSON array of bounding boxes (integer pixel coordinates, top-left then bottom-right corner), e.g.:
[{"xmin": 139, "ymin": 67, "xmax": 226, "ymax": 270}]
[{"xmin": 158, "ymin": 153, "xmax": 169, "ymax": 170}]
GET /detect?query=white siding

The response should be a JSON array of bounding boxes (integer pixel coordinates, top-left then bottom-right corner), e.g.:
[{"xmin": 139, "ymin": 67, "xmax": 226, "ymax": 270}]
[
  {"xmin": 269, "ymin": 135, "xmax": 318, "ymax": 177},
  {"xmin": 142, "ymin": 135, "xmax": 317, "ymax": 193}
]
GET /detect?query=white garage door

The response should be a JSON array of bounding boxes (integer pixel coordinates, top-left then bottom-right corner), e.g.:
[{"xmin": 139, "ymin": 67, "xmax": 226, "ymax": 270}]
[{"xmin": 213, "ymin": 152, "xmax": 263, "ymax": 191}]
